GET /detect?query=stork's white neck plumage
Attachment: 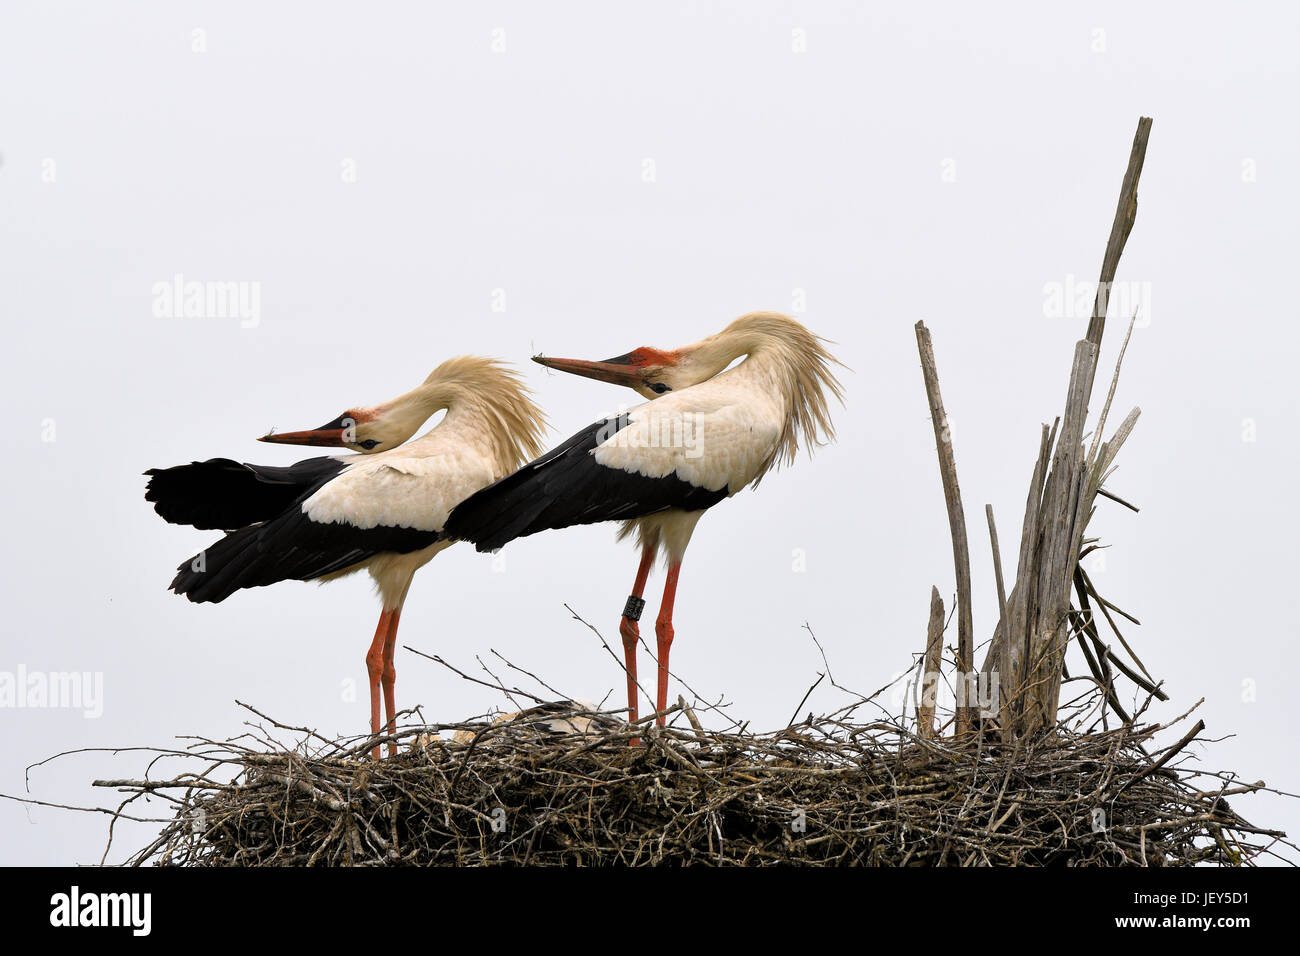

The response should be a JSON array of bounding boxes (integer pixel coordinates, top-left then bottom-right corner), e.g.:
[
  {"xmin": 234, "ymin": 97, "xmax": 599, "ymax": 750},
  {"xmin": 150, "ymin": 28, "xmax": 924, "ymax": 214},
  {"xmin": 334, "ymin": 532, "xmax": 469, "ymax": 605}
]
[
  {"xmin": 662, "ymin": 312, "xmax": 845, "ymax": 471},
  {"xmin": 370, "ymin": 357, "xmax": 548, "ymax": 478}
]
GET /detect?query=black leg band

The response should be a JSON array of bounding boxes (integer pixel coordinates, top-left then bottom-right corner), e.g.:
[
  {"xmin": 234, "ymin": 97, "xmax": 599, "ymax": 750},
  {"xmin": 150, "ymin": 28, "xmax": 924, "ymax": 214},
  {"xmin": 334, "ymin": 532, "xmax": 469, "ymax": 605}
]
[{"xmin": 622, "ymin": 595, "xmax": 646, "ymax": 622}]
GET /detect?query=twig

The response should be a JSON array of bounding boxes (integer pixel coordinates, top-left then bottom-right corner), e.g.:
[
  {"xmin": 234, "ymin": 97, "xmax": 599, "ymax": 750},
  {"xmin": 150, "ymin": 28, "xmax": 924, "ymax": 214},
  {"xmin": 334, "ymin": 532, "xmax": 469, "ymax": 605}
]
[
  {"xmin": 1088, "ymin": 312, "xmax": 1139, "ymax": 465},
  {"xmin": 1096, "ymin": 487, "xmax": 1140, "ymax": 512}
]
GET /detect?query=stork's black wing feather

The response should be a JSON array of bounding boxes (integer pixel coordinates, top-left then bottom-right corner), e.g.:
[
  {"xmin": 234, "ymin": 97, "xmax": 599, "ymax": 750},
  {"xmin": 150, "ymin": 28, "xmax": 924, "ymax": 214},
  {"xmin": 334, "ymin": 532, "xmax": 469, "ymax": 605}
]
[
  {"xmin": 144, "ymin": 456, "xmax": 347, "ymax": 530},
  {"xmin": 151, "ymin": 456, "xmax": 443, "ymax": 604},
  {"xmin": 443, "ymin": 415, "xmax": 727, "ymax": 552}
]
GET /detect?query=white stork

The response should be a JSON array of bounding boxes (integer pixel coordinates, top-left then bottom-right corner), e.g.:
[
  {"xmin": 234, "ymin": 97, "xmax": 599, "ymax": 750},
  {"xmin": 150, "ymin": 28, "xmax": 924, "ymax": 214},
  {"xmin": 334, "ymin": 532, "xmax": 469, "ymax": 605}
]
[
  {"xmin": 445, "ymin": 312, "xmax": 844, "ymax": 729},
  {"xmin": 145, "ymin": 357, "xmax": 548, "ymax": 758}
]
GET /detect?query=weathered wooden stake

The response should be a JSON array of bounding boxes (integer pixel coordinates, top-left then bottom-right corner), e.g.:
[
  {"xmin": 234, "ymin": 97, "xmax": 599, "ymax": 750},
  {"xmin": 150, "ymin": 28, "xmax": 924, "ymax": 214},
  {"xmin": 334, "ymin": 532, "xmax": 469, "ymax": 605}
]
[
  {"xmin": 919, "ymin": 586, "xmax": 945, "ymax": 739},
  {"xmin": 918, "ymin": 117, "xmax": 1154, "ymax": 741},
  {"xmin": 914, "ymin": 322, "xmax": 975, "ymax": 735}
]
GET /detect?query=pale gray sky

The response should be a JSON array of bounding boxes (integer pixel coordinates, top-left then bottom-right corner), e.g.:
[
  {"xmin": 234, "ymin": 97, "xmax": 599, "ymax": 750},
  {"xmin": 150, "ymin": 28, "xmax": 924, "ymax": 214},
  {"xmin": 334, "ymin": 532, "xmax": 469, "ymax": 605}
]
[{"xmin": 2, "ymin": 2, "xmax": 1296, "ymax": 865}]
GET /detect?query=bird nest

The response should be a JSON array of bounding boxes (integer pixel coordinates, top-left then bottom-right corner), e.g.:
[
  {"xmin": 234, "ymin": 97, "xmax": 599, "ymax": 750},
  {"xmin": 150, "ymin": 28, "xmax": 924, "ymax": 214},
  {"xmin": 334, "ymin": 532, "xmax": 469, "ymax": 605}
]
[{"xmin": 101, "ymin": 693, "xmax": 1288, "ymax": 867}]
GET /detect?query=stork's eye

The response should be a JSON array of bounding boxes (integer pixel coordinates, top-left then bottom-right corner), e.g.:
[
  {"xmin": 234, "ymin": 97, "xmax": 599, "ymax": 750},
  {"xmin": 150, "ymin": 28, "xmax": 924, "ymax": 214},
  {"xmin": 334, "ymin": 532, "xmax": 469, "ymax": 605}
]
[
  {"xmin": 648, "ymin": 382, "xmax": 672, "ymax": 394},
  {"xmin": 357, "ymin": 439, "xmax": 381, "ymax": 450}
]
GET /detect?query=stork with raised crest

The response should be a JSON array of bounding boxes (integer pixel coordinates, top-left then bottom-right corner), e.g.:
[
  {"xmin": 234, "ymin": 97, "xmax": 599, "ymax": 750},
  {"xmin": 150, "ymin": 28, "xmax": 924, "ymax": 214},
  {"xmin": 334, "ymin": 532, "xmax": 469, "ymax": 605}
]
[
  {"xmin": 145, "ymin": 357, "xmax": 548, "ymax": 759},
  {"xmin": 445, "ymin": 312, "xmax": 844, "ymax": 730}
]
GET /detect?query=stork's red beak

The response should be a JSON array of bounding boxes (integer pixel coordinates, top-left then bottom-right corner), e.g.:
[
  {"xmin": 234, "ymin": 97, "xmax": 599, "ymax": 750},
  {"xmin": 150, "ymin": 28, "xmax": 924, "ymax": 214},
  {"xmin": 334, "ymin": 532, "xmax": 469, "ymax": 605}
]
[
  {"xmin": 258, "ymin": 428, "xmax": 347, "ymax": 446},
  {"xmin": 532, "ymin": 353, "xmax": 646, "ymax": 388},
  {"xmin": 258, "ymin": 415, "xmax": 352, "ymax": 446}
]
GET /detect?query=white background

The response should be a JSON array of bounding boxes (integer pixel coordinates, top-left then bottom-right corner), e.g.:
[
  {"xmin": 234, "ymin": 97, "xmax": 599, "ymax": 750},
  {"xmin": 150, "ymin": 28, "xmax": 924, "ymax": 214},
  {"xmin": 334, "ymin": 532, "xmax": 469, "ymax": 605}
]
[{"xmin": 1, "ymin": 2, "xmax": 1296, "ymax": 865}]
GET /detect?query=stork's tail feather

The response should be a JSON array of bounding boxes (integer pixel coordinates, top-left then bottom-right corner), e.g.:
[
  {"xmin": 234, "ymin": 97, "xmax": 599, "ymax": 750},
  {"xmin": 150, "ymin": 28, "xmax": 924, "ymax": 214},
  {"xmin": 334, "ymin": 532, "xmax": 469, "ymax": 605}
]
[
  {"xmin": 170, "ymin": 523, "xmax": 311, "ymax": 604},
  {"xmin": 170, "ymin": 526, "xmax": 256, "ymax": 603}
]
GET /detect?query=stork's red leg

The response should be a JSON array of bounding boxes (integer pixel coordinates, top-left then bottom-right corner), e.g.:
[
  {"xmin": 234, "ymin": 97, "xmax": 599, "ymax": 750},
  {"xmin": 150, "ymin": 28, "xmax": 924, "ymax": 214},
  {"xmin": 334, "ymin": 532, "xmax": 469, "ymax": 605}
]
[
  {"xmin": 654, "ymin": 561, "xmax": 682, "ymax": 727},
  {"xmin": 365, "ymin": 609, "xmax": 393, "ymax": 760},
  {"xmin": 380, "ymin": 610, "xmax": 401, "ymax": 758},
  {"xmin": 619, "ymin": 544, "xmax": 656, "ymax": 729}
]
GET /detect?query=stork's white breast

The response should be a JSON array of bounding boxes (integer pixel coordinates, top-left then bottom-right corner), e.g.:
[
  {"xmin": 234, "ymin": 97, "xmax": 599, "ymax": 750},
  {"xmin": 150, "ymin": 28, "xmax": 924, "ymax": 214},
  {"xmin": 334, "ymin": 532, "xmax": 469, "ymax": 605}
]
[
  {"xmin": 302, "ymin": 447, "xmax": 496, "ymax": 532},
  {"xmin": 592, "ymin": 386, "xmax": 783, "ymax": 493}
]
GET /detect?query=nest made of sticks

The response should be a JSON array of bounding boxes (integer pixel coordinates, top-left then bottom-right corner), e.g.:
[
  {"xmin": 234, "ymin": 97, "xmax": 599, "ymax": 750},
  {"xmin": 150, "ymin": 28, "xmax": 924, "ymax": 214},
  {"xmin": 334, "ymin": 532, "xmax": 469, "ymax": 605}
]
[{"xmin": 100, "ymin": 692, "xmax": 1290, "ymax": 867}]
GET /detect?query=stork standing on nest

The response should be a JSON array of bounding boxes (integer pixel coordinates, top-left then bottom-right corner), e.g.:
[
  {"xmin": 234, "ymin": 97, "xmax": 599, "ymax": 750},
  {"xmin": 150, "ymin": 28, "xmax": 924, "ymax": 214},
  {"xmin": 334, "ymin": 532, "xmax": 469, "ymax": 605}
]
[
  {"xmin": 445, "ymin": 312, "xmax": 844, "ymax": 729},
  {"xmin": 145, "ymin": 357, "xmax": 548, "ymax": 759}
]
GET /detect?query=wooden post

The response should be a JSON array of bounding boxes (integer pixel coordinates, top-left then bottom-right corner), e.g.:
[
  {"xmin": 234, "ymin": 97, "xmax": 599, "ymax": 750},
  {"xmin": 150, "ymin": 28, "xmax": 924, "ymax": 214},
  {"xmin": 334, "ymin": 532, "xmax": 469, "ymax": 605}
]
[
  {"xmin": 1017, "ymin": 116, "xmax": 1152, "ymax": 734},
  {"xmin": 914, "ymin": 321, "xmax": 974, "ymax": 735},
  {"xmin": 1025, "ymin": 340, "xmax": 1098, "ymax": 730},
  {"xmin": 984, "ymin": 504, "xmax": 1009, "ymax": 732},
  {"xmin": 915, "ymin": 117, "xmax": 1153, "ymax": 740},
  {"xmin": 1086, "ymin": 118, "xmax": 1153, "ymax": 353},
  {"xmin": 918, "ymin": 586, "xmax": 945, "ymax": 739}
]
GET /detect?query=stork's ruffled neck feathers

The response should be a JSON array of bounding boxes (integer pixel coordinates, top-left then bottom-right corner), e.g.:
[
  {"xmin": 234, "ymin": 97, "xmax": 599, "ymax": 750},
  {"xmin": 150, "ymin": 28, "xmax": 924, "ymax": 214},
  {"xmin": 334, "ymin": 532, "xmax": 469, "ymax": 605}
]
[
  {"xmin": 401, "ymin": 356, "xmax": 549, "ymax": 475},
  {"xmin": 687, "ymin": 312, "xmax": 846, "ymax": 480},
  {"xmin": 530, "ymin": 311, "xmax": 845, "ymax": 481}
]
